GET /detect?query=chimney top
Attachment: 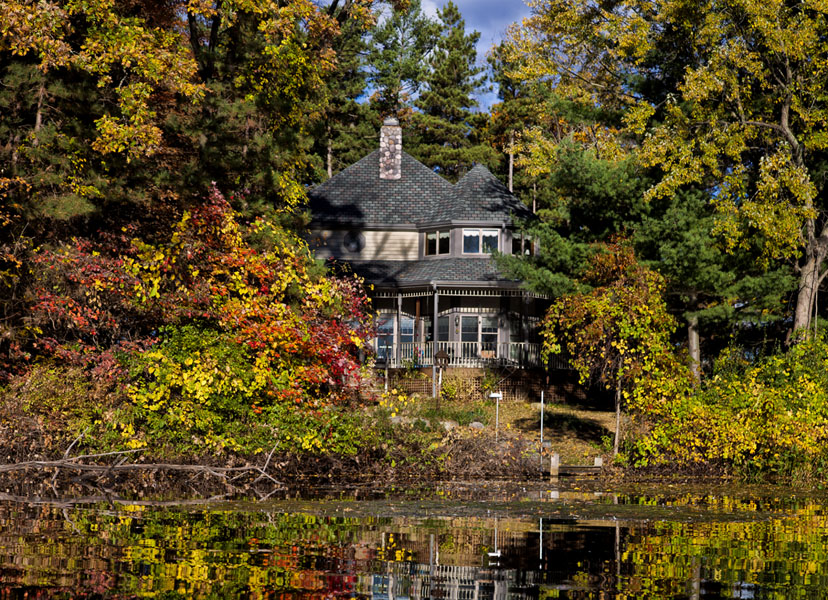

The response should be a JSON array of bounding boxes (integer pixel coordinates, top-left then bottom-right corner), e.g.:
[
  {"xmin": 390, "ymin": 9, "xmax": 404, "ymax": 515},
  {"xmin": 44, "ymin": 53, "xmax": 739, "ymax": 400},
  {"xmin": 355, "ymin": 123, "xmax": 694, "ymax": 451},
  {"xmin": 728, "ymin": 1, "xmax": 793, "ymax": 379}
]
[{"xmin": 379, "ymin": 120, "xmax": 402, "ymax": 180}]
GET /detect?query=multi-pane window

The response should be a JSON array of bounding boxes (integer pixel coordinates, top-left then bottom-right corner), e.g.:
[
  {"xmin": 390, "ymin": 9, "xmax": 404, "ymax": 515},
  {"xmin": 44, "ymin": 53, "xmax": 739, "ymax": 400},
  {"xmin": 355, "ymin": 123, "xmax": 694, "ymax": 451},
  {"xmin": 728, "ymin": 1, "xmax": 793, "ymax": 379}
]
[
  {"xmin": 425, "ymin": 231, "xmax": 450, "ymax": 255},
  {"xmin": 399, "ymin": 316, "xmax": 414, "ymax": 344},
  {"xmin": 437, "ymin": 316, "xmax": 450, "ymax": 341},
  {"xmin": 376, "ymin": 315, "xmax": 394, "ymax": 359},
  {"xmin": 511, "ymin": 233, "xmax": 535, "ymax": 256},
  {"xmin": 481, "ymin": 317, "xmax": 498, "ymax": 354},
  {"xmin": 463, "ymin": 229, "xmax": 499, "ymax": 254}
]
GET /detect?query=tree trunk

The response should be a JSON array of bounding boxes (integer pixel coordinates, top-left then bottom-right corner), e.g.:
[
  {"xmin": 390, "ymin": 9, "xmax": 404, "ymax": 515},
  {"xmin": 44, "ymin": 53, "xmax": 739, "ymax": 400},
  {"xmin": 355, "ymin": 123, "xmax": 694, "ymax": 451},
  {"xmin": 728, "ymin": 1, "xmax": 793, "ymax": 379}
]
[
  {"xmin": 613, "ymin": 380, "xmax": 621, "ymax": 458},
  {"xmin": 327, "ymin": 126, "xmax": 333, "ymax": 179},
  {"xmin": 33, "ymin": 81, "xmax": 45, "ymax": 145},
  {"xmin": 793, "ymin": 248, "xmax": 826, "ymax": 339},
  {"xmin": 688, "ymin": 314, "xmax": 700, "ymax": 384},
  {"xmin": 508, "ymin": 131, "xmax": 514, "ymax": 193}
]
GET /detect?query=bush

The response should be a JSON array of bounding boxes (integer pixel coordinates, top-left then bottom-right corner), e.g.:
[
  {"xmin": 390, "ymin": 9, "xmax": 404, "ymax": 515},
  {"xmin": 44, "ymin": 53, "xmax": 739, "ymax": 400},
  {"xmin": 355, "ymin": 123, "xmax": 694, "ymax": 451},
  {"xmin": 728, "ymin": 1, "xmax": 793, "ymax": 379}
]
[{"xmin": 630, "ymin": 337, "xmax": 828, "ymax": 481}]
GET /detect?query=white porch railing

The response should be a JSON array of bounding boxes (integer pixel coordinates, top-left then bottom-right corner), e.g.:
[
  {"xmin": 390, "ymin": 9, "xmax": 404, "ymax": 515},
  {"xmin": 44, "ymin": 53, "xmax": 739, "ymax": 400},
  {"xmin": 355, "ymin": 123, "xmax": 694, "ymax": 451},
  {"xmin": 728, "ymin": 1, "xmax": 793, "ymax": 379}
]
[{"xmin": 377, "ymin": 341, "xmax": 546, "ymax": 368}]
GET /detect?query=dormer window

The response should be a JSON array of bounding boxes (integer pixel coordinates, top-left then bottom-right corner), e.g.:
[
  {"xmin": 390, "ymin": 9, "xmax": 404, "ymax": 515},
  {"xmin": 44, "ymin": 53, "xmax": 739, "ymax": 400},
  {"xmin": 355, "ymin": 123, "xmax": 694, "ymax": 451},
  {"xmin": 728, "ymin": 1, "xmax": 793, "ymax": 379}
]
[
  {"xmin": 463, "ymin": 229, "xmax": 499, "ymax": 254},
  {"xmin": 426, "ymin": 231, "xmax": 450, "ymax": 255}
]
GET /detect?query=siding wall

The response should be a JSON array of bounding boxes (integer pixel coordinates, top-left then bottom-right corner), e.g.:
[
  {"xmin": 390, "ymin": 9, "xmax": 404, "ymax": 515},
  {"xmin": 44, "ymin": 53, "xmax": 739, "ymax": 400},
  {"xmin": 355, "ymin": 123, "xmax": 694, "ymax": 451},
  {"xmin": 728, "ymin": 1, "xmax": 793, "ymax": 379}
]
[{"xmin": 310, "ymin": 229, "xmax": 419, "ymax": 261}]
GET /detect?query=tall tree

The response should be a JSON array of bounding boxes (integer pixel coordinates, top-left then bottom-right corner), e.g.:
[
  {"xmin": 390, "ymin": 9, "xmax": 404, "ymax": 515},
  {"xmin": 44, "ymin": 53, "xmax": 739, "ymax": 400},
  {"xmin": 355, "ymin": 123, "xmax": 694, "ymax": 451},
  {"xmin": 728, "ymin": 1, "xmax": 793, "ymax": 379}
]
[
  {"xmin": 487, "ymin": 41, "xmax": 543, "ymax": 196},
  {"xmin": 634, "ymin": 190, "xmax": 794, "ymax": 380},
  {"xmin": 366, "ymin": 0, "xmax": 437, "ymax": 118},
  {"xmin": 409, "ymin": 1, "xmax": 495, "ymax": 181},
  {"xmin": 508, "ymin": 0, "xmax": 828, "ymax": 341},
  {"xmin": 0, "ymin": 0, "xmax": 386, "ymax": 221},
  {"xmin": 314, "ymin": 10, "xmax": 380, "ymax": 178}
]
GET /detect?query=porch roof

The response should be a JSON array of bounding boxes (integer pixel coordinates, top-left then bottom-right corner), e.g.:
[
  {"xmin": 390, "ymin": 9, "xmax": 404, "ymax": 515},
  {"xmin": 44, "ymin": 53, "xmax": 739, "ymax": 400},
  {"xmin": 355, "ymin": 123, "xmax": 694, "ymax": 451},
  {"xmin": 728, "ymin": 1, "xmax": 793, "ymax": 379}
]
[{"xmin": 346, "ymin": 257, "xmax": 518, "ymax": 288}]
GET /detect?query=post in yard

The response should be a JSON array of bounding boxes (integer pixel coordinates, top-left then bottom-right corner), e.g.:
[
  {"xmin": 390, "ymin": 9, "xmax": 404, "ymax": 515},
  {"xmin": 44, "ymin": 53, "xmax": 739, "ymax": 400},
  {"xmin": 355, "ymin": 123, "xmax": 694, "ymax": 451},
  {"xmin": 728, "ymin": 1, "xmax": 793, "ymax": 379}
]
[
  {"xmin": 540, "ymin": 390, "xmax": 544, "ymax": 473},
  {"xmin": 434, "ymin": 350, "xmax": 450, "ymax": 410},
  {"xmin": 490, "ymin": 391, "xmax": 502, "ymax": 443},
  {"xmin": 550, "ymin": 452, "xmax": 560, "ymax": 480}
]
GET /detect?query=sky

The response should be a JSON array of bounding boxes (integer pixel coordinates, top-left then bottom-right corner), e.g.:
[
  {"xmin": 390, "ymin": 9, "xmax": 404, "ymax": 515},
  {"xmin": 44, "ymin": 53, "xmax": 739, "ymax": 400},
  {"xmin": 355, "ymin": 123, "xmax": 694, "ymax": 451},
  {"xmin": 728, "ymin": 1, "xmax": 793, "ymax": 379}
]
[{"xmin": 420, "ymin": 0, "xmax": 533, "ymax": 109}]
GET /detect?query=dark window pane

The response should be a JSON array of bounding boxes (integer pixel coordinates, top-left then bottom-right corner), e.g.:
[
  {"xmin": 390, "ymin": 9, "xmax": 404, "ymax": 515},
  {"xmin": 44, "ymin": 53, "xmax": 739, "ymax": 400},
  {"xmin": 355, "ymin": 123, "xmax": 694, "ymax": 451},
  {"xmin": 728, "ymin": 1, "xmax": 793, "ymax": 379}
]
[
  {"xmin": 400, "ymin": 316, "xmax": 414, "ymax": 343},
  {"xmin": 482, "ymin": 230, "xmax": 498, "ymax": 254},
  {"xmin": 438, "ymin": 316, "xmax": 449, "ymax": 341},
  {"xmin": 439, "ymin": 231, "xmax": 450, "ymax": 254},
  {"xmin": 461, "ymin": 316, "xmax": 478, "ymax": 342},
  {"xmin": 463, "ymin": 230, "xmax": 479, "ymax": 253},
  {"xmin": 512, "ymin": 234, "xmax": 522, "ymax": 255},
  {"xmin": 426, "ymin": 232, "xmax": 437, "ymax": 255}
]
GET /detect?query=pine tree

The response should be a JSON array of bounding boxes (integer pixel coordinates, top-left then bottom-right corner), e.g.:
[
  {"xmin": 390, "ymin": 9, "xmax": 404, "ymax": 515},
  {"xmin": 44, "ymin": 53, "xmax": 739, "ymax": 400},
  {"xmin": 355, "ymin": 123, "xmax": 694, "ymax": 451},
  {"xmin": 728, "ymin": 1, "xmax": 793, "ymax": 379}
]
[
  {"xmin": 409, "ymin": 1, "xmax": 495, "ymax": 181},
  {"xmin": 315, "ymin": 14, "xmax": 380, "ymax": 178},
  {"xmin": 366, "ymin": 0, "xmax": 438, "ymax": 118},
  {"xmin": 634, "ymin": 190, "xmax": 794, "ymax": 380}
]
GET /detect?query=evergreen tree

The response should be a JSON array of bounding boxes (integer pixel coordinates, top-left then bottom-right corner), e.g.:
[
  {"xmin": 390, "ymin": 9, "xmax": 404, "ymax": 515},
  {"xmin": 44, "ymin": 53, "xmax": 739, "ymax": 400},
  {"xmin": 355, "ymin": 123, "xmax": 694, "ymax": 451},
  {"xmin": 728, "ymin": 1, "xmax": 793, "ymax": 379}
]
[
  {"xmin": 366, "ymin": 0, "xmax": 438, "ymax": 118},
  {"xmin": 314, "ymin": 13, "xmax": 380, "ymax": 178},
  {"xmin": 487, "ymin": 41, "xmax": 538, "ymax": 195},
  {"xmin": 409, "ymin": 1, "xmax": 495, "ymax": 181},
  {"xmin": 634, "ymin": 190, "xmax": 794, "ymax": 380}
]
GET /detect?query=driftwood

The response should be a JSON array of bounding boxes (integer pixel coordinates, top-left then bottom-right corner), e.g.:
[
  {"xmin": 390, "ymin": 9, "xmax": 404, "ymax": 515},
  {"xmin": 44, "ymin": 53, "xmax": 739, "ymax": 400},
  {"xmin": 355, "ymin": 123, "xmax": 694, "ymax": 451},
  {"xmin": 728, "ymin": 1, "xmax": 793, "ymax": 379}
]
[{"xmin": 0, "ymin": 431, "xmax": 286, "ymax": 499}]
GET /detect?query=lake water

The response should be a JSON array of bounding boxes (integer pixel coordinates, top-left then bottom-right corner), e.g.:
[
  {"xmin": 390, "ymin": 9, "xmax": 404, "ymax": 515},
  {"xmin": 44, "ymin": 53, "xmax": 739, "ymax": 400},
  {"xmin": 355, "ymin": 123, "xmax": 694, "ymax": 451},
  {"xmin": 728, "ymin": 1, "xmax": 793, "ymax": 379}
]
[{"xmin": 1, "ymin": 480, "xmax": 827, "ymax": 599}]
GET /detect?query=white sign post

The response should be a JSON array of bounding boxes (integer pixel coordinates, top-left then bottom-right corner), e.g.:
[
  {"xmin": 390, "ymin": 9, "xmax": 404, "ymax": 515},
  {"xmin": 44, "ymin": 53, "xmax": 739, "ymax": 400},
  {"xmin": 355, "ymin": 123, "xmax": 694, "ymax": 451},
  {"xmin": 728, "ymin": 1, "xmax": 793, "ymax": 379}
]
[{"xmin": 489, "ymin": 391, "xmax": 502, "ymax": 443}]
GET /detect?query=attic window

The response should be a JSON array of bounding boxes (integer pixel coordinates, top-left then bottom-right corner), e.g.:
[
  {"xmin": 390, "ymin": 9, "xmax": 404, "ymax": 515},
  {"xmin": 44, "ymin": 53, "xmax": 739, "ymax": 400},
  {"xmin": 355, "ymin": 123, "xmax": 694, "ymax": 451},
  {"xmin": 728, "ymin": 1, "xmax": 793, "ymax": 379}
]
[
  {"xmin": 426, "ymin": 231, "xmax": 450, "ymax": 255},
  {"xmin": 463, "ymin": 229, "xmax": 499, "ymax": 254}
]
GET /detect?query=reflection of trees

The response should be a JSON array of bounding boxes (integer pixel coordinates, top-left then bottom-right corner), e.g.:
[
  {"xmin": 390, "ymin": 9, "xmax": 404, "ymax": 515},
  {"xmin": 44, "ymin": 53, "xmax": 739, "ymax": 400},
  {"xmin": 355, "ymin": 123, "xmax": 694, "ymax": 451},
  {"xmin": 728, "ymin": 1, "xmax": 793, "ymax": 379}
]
[{"xmin": 2, "ymin": 496, "xmax": 828, "ymax": 598}]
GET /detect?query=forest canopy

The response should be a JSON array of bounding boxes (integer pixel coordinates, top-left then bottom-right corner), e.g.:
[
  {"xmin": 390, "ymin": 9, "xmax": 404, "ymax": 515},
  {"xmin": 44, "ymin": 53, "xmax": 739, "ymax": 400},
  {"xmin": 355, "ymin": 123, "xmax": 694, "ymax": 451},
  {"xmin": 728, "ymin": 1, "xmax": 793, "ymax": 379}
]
[{"xmin": 2, "ymin": 0, "xmax": 828, "ymax": 479}]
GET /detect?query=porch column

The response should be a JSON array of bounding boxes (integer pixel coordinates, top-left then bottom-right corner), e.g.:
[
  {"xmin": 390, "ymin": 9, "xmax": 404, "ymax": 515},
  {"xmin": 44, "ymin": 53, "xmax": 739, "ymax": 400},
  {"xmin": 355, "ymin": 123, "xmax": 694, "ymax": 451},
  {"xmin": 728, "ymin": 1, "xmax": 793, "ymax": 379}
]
[
  {"xmin": 415, "ymin": 298, "xmax": 421, "ymax": 343},
  {"xmin": 396, "ymin": 293, "xmax": 402, "ymax": 367},
  {"xmin": 522, "ymin": 292, "xmax": 529, "ymax": 368},
  {"xmin": 432, "ymin": 283, "xmax": 438, "ymax": 398}
]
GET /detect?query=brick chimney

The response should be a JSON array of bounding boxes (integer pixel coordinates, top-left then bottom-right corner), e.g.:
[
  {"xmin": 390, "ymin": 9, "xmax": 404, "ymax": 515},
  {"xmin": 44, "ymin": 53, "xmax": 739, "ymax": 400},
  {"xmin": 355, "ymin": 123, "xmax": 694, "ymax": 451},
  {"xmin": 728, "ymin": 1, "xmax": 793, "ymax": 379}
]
[{"xmin": 379, "ymin": 117, "xmax": 402, "ymax": 180}]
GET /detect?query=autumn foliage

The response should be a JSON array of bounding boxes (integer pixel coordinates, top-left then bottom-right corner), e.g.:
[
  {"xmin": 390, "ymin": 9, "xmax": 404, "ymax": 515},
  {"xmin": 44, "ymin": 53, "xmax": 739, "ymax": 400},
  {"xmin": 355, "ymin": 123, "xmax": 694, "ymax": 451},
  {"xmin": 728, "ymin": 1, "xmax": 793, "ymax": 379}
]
[{"xmin": 14, "ymin": 187, "xmax": 374, "ymax": 454}]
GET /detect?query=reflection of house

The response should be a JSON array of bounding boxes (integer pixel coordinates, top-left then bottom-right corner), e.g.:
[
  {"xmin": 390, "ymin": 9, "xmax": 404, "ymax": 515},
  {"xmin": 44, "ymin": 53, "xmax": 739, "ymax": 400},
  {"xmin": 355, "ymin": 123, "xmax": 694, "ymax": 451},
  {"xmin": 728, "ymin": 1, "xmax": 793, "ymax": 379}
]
[
  {"xmin": 308, "ymin": 119, "xmax": 546, "ymax": 369},
  {"xmin": 368, "ymin": 564, "xmax": 526, "ymax": 600}
]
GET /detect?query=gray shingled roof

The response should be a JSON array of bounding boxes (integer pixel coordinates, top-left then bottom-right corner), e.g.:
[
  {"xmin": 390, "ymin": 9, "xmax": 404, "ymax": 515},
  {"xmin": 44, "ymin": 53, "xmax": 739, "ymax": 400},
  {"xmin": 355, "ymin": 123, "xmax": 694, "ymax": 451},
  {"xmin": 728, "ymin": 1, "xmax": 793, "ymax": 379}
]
[
  {"xmin": 346, "ymin": 258, "xmax": 518, "ymax": 287},
  {"xmin": 308, "ymin": 150, "xmax": 454, "ymax": 226},
  {"xmin": 442, "ymin": 164, "xmax": 534, "ymax": 223},
  {"xmin": 308, "ymin": 151, "xmax": 531, "ymax": 227}
]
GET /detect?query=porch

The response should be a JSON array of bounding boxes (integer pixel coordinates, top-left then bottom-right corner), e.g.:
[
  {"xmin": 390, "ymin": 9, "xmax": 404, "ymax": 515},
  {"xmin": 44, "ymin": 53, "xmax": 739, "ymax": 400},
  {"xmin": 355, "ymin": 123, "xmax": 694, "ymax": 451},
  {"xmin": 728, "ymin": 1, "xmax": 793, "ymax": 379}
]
[
  {"xmin": 370, "ymin": 286, "xmax": 549, "ymax": 371},
  {"xmin": 377, "ymin": 341, "xmax": 544, "ymax": 369}
]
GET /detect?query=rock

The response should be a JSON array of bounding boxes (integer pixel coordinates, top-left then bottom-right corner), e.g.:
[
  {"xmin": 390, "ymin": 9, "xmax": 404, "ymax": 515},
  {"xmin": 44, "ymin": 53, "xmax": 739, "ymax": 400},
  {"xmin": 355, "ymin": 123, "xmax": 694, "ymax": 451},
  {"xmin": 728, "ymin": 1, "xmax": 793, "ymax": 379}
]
[
  {"xmin": 440, "ymin": 420, "xmax": 458, "ymax": 432},
  {"xmin": 468, "ymin": 421, "xmax": 485, "ymax": 430}
]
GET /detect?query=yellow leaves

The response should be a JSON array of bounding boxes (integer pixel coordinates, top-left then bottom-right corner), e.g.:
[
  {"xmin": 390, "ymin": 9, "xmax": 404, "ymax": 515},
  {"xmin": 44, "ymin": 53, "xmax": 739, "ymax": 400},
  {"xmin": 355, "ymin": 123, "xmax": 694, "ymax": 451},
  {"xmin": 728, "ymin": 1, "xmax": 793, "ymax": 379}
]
[
  {"xmin": 1, "ymin": 0, "xmax": 205, "ymax": 160},
  {"xmin": 623, "ymin": 103, "xmax": 655, "ymax": 136}
]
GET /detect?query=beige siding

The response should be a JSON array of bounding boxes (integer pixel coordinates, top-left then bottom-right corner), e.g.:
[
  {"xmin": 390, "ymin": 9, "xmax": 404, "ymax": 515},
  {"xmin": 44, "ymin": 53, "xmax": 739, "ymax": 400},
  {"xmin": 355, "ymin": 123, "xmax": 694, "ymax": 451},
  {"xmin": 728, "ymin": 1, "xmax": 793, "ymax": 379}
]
[{"xmin": 309, "ymin": 229, "xmax": 419, "ymax": 261}]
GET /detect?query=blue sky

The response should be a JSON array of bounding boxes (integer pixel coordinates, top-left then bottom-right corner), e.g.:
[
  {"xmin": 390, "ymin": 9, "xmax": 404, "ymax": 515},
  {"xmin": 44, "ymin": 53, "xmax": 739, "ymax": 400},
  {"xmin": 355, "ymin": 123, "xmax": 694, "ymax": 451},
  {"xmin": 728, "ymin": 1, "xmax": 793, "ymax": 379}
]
[{"xmin": 421, "ymin": 0, "xmax": 532, "ymax": 109}]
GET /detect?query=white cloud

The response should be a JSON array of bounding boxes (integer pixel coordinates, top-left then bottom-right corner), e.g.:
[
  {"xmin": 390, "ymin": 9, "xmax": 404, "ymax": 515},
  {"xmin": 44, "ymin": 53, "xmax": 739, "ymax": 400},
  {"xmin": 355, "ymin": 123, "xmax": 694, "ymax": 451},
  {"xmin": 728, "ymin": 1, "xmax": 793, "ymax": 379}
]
[{"xmin": 422, "ymin": 0, "xmax": 440, "ymax": 17}]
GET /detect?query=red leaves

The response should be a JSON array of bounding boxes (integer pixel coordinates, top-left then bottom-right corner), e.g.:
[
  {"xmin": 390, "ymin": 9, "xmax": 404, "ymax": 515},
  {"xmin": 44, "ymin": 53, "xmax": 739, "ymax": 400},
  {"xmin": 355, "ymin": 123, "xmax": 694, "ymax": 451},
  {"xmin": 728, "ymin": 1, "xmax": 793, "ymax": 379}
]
[{"xmin": 18, "ymin": 185, "xmax": 374, "ymax": 407}]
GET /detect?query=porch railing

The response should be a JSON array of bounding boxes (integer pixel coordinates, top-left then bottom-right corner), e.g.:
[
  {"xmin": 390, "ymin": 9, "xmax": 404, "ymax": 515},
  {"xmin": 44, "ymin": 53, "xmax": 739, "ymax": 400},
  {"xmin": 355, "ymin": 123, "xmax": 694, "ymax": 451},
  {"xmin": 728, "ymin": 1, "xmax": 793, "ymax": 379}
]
[{"xmin": 377, "ymin": 341, "xmax": 548, "ymax": 369}]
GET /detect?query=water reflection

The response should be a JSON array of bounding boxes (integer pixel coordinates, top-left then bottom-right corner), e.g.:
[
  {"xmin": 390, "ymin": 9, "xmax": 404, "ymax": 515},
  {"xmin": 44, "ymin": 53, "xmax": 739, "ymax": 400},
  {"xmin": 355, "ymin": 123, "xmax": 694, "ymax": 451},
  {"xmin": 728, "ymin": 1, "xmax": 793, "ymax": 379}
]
[{"xmin": 1, "ymin": 485, "xmax": 828, "ymax": 598}]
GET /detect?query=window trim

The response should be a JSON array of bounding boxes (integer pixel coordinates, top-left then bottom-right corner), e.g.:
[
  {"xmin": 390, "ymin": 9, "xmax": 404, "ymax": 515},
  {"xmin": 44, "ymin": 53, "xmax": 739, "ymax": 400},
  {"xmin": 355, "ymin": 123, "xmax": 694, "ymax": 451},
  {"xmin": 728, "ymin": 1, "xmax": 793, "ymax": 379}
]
[
  {"xmin": 511, "ymin": 232, "xmax": 535, "ymax": 256},
  {"xmin": 462, "ymin": 228, "xmax": 500, "ymax": 255},
  {"xmin": 425, "ymin": 230, "xmax": 451, "ymax": 256}
]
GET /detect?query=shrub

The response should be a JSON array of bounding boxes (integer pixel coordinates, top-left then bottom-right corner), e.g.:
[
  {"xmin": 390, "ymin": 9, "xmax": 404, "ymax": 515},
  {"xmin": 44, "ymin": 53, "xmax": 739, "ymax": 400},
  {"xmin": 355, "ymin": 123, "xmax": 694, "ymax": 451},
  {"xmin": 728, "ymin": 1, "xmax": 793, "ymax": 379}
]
[{"xmin": 630, "ymin": 337, "xmax": 828, "ymax": 481}]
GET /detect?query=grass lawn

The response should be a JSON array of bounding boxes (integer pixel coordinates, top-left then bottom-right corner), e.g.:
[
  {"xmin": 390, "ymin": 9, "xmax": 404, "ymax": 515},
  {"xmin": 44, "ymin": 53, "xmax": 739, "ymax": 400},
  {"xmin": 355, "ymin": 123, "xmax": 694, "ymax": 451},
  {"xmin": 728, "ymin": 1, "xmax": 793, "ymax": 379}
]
[{"xmin": 406, "ymin": 395, "xmax": 616, "ymax": 466}]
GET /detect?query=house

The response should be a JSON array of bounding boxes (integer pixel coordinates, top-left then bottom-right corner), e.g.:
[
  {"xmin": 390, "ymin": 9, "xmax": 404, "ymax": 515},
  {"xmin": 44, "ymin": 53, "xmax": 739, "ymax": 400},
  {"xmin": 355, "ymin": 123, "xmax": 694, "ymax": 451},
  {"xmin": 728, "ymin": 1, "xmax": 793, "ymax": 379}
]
[{"xmin": 308, "ymin": 118, "xmax": 547, "ymax": 371}]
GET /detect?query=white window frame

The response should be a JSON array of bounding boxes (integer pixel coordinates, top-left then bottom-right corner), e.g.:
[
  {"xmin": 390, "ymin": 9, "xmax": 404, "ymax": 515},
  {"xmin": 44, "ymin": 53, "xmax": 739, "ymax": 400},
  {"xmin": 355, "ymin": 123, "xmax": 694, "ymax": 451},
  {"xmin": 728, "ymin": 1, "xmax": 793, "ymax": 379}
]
[
  {"xmin": 462, "ymin": 228, "xmax": 499, "ymax": 255},
  {"xmin": 425, "ymin": 230, "xmax": 451, "ymax": 256}
]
